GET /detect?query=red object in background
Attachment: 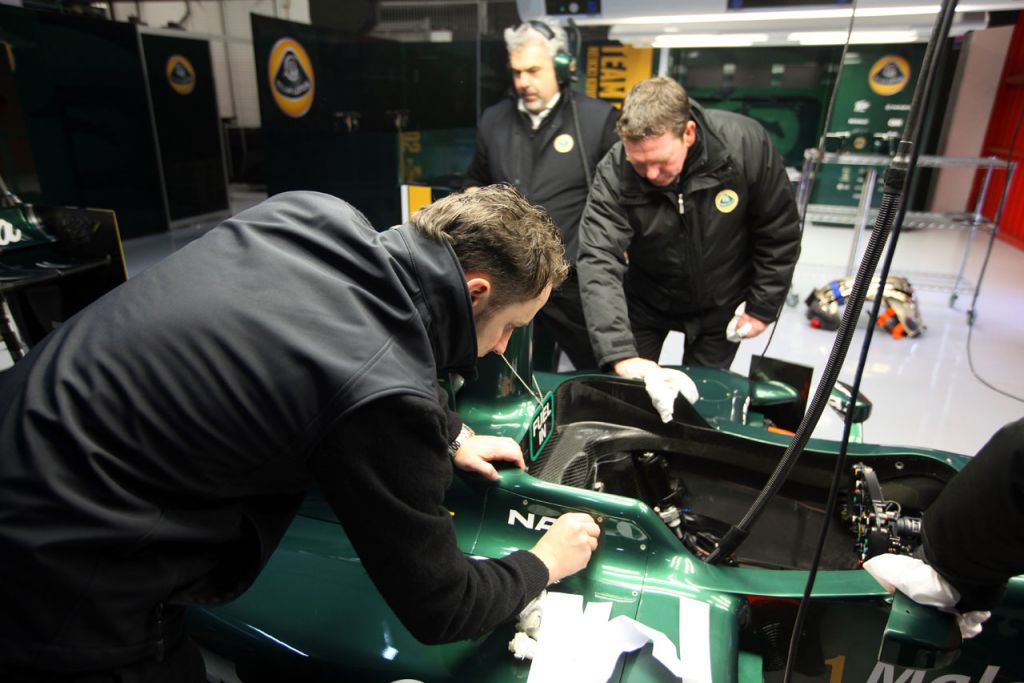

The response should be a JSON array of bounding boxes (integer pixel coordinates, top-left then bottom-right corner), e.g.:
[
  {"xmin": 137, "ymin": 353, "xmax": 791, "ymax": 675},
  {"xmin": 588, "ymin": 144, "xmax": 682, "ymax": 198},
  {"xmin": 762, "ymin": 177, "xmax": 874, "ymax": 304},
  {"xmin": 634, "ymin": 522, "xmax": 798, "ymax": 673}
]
[{"xmin": 971, "ymin": 13, "xmax": 1024, "ymax": 250}]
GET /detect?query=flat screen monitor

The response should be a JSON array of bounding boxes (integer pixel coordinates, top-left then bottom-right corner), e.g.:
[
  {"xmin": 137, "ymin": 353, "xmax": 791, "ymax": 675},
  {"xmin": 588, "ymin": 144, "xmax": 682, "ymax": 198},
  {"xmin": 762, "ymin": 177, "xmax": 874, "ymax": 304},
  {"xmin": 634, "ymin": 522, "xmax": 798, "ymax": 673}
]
[{"xmin": 727, "ymin": 0, "xmax": 852, "ymax": 8}]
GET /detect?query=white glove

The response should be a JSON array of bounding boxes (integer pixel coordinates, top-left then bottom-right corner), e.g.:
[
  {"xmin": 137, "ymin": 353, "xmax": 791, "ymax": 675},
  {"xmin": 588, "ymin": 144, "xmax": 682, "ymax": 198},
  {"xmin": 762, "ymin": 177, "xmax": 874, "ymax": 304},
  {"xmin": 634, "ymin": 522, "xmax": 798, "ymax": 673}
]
[
  {"xmin": 508, "ymin": 590, "xmax": 546, "ymax": 660},
  {"xmin": 643, "ymin": 367, "xmax": 700, "ymax": 423},
  {"xmin": 726, "ymin": 302, "xmax": 752, "ymax": 343},
  {"xmin": 863, "ymin": 554, "xmax": 991, "ymax": 639}
]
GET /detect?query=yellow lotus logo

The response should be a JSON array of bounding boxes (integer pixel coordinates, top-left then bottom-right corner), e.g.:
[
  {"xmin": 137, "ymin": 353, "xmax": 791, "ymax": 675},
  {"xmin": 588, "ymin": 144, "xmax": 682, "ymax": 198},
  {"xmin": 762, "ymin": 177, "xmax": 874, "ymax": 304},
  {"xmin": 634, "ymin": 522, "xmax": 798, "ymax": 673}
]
[
  {"xmin": 166, "ymin": 55, "xmax": 195, "ymax": 96},
  {"xmin": 715, "ymin": 189, "xmax": 739, "ymax": 214},
  {"xmin": 869, "ymin": 55, "xmax": 911, "ymax": 96},
  {"xmin": 268, "ymin": 37, "xmax": 315, "ymax": 118}
]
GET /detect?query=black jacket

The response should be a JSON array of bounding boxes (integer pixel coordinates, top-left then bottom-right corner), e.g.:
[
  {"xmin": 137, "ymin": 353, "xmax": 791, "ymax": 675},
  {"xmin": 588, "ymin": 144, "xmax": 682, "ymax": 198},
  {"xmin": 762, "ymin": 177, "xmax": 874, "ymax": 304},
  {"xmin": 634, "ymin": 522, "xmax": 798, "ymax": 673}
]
[
  {"xmin": 577, "ymin": 103, "xmax": 801, "ymax": 368},
  {"xmin": 464, "ymin": 88, "xmax": 618, "ymax": 262},
  {"xmin": 0, "ymin": 192, "xmax": 548, "ymax": 673},
  {"xmin": 922, "ymin": 418, "xmax": 1024, "ymax": 612}
]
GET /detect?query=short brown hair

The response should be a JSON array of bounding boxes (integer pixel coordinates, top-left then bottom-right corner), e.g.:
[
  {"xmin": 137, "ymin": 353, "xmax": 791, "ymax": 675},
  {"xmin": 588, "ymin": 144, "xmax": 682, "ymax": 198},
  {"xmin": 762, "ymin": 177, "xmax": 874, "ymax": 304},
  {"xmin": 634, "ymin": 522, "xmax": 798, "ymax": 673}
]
[
  {"xmin": 616, "ymin": 76, "xmax": 691, "ymax": 141},
  {"xmin": 411, "ymin": 184, "xmax": 568, "ymax": 309}
]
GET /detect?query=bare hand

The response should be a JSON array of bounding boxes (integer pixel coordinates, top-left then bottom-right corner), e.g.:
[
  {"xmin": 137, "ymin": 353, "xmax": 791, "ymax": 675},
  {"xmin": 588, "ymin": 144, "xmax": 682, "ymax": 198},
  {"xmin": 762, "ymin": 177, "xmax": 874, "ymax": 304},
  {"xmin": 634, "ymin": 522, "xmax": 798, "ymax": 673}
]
[
  {"xmin": 734, "ymin": 314, "xmax": 767, "ymax": 339},
  {"xmin": 452, "ymin": 434, "xmax": 525, "ymax": 481},
  {"xmin": 529, "ymin": 513, "xmax": 601, "ymax": 584},
  {"xmin": 612, "ymin": 357, "xmax": 661, "ymax": 380}
]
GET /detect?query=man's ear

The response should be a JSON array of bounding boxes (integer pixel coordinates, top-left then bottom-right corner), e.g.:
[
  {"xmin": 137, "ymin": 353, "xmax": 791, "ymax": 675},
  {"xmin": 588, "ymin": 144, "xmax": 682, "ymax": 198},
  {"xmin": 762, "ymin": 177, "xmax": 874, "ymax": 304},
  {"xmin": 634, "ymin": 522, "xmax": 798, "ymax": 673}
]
[
  {"xmin": 683, "ymin": 119, "xmax": 697, "ymax": 149},
  {"xmin": 466, "ymin": 276, "xmax": 493, "ymax": 311}
]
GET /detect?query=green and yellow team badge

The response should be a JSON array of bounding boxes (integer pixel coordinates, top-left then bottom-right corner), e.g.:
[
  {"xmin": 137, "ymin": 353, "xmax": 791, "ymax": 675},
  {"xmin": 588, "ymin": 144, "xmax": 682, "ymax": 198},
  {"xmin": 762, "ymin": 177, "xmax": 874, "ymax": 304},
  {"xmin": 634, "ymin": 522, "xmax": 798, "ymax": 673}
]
[
  {"xmin": 268, "ymin": 37, "xmax": 315, "ymax": 118},
  {"xmin": 553, "ymin": 134, "xmax": 575, "ymax": 154},
  {"xmin": 715, "ymin": 189, "xmax": 739, "ymax": 214},
  {"xmin": 869, "ymin": 55, "xmax": 911, "ymax": 96},
  {"xmin": 166, "ymin": 55, "xmax": 195, "ymax": 95}
]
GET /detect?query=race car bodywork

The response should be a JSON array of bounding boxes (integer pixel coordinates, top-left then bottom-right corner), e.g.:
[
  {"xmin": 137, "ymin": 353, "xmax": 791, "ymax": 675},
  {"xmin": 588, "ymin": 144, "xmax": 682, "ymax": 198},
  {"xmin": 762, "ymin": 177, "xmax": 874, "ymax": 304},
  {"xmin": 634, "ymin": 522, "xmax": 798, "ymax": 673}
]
[{"xmin": 190, "ymin": 329, "xmax": 1024, "ymax": 683}]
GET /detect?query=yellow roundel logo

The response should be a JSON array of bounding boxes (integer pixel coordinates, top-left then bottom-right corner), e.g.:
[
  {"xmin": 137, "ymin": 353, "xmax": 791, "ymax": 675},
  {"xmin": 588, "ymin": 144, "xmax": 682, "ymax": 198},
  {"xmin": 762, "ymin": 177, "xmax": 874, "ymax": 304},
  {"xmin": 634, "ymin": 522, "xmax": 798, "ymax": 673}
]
[
  {"xmin": 166, "ymin": 55, "xmax": 195, "ymax": 95},
  {"xmin": 715, "ymin": 189, "xmax": 739, "ymax": 214},
  {"xmin": 553, "ymin": 134, "xmax": 575, "ymax": 154},
  {"xmin": 869, "ymin": 55, "xmax": 911, "ymax": 96},
  {"xmin": 268, "ymin": 37, "xmax": 315, "ymax": 118}
]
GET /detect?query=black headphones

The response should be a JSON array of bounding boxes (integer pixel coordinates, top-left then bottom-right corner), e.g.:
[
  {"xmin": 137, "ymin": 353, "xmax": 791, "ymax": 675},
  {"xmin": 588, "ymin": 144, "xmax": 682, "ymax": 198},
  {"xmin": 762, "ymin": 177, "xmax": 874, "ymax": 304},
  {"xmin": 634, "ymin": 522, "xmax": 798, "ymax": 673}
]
[{"xmin": 527, "ymin": 20, "xmax": 577, "ymax": 85}]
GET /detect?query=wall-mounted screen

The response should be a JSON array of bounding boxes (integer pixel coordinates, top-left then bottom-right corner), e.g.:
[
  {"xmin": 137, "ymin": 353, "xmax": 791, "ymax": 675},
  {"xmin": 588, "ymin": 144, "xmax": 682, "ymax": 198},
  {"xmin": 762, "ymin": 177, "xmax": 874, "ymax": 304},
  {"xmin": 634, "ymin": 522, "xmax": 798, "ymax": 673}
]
[{"xmin": 727, "ymin": 0, "xmax": 852, "ymax": 8}]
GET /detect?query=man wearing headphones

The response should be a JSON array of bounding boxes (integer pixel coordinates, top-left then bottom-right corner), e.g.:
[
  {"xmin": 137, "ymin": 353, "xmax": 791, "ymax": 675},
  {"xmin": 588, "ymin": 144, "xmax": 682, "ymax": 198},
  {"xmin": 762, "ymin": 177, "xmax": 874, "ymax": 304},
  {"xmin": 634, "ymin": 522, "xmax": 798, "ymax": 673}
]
[{"xmin": 464, "ymin": 20, "xmax": 618, "ymax": 371}]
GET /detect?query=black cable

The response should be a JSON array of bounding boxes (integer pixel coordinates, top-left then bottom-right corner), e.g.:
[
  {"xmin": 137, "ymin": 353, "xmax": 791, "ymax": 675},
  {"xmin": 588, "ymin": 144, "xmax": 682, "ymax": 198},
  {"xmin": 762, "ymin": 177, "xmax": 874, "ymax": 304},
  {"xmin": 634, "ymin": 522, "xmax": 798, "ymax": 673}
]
[
  {"xmin": 757, "ymin": 9, "xmax": 856, "ymax": 361},
  {"xmin": 707, "ymin": 0, "xmax": 958, "ymax": 567},
  {"xmin": 781, "ymin": 3, "xmax": 960, "ymax": 680},
  {"xmin": 964, "ymin": 105, "xmax": 1024, "ymax": 403},
  {"xmin": 566, "ymin": 20, "xmax": 593, "ymax": 189}
]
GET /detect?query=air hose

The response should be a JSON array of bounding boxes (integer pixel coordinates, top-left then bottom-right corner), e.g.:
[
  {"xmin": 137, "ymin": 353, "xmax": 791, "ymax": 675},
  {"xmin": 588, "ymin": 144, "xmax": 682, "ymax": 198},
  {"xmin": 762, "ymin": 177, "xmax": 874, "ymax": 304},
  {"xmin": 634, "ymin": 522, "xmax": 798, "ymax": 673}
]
[{"xmin": 705, "ymin": 0, "xmax": 960, "ymax": 565}]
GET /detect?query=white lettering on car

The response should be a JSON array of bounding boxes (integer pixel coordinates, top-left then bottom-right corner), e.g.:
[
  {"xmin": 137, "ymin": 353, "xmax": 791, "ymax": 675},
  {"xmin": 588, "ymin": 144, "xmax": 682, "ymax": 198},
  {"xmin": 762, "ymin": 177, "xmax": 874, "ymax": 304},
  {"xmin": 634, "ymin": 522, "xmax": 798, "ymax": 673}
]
[{"xmin": 507, "ymin": 509, "xmax": 558, "ymax": 531}]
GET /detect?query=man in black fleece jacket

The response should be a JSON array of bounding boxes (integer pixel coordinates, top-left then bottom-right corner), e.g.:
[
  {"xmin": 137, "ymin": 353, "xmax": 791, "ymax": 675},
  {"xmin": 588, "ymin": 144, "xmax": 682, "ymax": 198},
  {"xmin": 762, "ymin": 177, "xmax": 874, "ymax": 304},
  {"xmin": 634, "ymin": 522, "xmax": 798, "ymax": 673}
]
[{"xmin": 0, "ymin": 186, "xmax": 600, "ymax": 681}]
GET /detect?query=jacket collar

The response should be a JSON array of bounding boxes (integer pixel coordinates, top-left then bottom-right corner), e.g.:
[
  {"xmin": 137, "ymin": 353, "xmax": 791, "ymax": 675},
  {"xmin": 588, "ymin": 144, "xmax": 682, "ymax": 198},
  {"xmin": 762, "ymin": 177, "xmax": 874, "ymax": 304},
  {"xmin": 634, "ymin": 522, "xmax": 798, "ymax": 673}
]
[
  {"xmin": 380, "ymin": 224, "xmax": 478, "ymax": 379},
  {"xmin": 512, "ymin": 86, "xmax": 571, "ymax": 134}
]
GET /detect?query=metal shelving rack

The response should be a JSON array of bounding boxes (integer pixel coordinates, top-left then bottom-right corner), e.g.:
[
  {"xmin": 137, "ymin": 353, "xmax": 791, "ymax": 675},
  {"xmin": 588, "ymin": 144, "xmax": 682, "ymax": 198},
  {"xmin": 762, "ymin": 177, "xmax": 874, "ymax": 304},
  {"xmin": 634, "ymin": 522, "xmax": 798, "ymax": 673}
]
[{"xmin": 795, "ymin": 151, "xmax": 1016, "ymax": 319}]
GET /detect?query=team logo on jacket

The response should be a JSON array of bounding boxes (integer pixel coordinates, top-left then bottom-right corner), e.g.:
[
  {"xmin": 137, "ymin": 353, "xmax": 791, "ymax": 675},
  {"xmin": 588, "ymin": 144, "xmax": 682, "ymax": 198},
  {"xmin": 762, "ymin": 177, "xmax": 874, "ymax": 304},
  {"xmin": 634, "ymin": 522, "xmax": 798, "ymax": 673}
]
[
  {"xmin": 553, "ymin": 134, "xmax": 575, "ymax": 154},
  {"xmin": 715, "ymin": 189, "xmax": 739, "ymax": 214},
  {"xmin": 166, "ymin": 55, "xmax": 195, "ymax": 95},
  {"xmin": 268, "ymin": 37, "xmax": 315, "ymax": 118},
  {"xmin": 869, "ymin": 55, "xmax": 911, "ymax": 96}
]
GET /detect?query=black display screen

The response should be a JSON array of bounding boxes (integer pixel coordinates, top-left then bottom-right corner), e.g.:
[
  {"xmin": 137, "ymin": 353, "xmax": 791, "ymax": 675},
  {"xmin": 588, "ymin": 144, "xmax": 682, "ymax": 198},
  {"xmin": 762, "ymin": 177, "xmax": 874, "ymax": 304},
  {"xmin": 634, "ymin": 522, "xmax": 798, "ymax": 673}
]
[{"xmin": 728, "ymin": 0, "xmax": 852, "ymax": 8}]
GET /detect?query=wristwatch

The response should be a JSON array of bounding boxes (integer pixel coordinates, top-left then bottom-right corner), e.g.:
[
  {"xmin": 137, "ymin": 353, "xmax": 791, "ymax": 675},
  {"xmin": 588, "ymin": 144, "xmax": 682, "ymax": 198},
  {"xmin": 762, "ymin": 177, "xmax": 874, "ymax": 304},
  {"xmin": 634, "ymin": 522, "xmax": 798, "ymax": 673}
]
[{"xmin": 448, "ymin": 423, "xmax": 475, "ymax": 458}]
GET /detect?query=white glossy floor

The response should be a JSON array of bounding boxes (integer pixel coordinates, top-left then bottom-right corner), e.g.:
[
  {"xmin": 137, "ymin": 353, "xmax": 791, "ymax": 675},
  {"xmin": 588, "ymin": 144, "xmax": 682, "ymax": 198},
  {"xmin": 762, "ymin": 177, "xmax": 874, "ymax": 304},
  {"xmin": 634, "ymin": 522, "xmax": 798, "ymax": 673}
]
[
  {"xmin": 7, "ymin": 186, "xmax": 1022, "ymax": 457},
  {"xmin": 660, "ymin": 218, "xmax": 1024, "ymax": 456}
]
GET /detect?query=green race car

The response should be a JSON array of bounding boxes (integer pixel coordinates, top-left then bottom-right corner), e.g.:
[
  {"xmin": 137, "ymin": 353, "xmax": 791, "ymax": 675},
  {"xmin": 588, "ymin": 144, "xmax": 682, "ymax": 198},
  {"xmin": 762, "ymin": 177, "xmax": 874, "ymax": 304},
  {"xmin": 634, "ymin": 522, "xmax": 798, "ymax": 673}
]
[{"xmin": 190, "ymin": 328, "xmax": 1023, "ymax": 683}]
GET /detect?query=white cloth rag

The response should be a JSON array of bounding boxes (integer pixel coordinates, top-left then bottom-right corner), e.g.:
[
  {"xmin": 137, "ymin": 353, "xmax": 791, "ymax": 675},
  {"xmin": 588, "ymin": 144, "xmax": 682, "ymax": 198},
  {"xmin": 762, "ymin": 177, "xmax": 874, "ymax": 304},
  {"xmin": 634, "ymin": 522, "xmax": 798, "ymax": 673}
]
[{"xmin": 863, "ymin": 553, "xmax": 991, "ymax": 639}]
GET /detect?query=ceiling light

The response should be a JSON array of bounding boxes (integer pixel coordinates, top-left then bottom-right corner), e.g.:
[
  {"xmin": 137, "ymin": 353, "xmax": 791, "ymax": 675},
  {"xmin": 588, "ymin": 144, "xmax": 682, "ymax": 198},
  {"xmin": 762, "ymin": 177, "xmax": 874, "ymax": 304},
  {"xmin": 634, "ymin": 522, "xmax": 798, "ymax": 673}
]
[
  {"xmin": 652, "ymin": 33, "xmax": 770, "ymax": 48},
  {"xmin": 578, "ymin": 4, "xmax": 963, "ymax": 26},
  {"xmin": 787, "ymin": 30, "xmax": 921, "ymax": 44}
]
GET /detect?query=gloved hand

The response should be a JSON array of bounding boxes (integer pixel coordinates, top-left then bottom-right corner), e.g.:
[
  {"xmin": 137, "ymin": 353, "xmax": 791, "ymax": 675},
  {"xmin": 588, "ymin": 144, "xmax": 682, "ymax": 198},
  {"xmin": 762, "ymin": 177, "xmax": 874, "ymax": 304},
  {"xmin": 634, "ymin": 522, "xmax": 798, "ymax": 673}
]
[
  {"xmin": 508, "ymin": 590, "xmax": 547, "ymax": 660},
  {"xmin": 643, "ymin": 367, "xmax": 700, "ymax": 423},
  {"xmin": 863, "ymin": 553, "xmax": 992, "ymax": 639},
  {"xmin": 726, "ymin": 303, "xmax": 752, "ymax": 342}
]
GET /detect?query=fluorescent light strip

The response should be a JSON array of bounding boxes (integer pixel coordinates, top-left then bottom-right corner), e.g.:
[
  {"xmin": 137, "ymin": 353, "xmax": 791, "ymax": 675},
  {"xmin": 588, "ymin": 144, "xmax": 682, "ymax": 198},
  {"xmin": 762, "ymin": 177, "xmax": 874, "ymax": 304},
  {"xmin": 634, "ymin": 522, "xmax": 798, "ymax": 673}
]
[
  {"xmin": 788, "ymin": 30, "xmax": 921, "ymax": 44},
  {"xmin": 608, "ymin": 5, "xmax": 951, "ymax": 26},
  {"xmin": 652, "ymin": 33, "xmax": 770, "ymax": 48}
]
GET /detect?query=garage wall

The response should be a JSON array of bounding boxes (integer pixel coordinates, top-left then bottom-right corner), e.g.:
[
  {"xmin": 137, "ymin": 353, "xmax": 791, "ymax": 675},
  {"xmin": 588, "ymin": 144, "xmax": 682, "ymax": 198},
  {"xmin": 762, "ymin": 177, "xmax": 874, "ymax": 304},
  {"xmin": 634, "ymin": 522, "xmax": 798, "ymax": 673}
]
[
  {"xmin": 930, "ymin": 25, "xmax": 1014, "ymax": 214},
  {"xmin": 111, "ymin": 0, "xmax": 311, "ymax": 127}
]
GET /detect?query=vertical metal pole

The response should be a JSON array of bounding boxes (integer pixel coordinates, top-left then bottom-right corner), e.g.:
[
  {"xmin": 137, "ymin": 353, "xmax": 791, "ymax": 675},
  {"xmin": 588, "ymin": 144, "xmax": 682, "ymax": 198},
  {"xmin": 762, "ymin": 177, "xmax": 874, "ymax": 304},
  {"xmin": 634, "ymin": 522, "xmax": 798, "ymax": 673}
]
[
  {"xmin": 951, "ymin": 161, "xmax": 995, "ymax": 306},
  {"xmin": 657, "ymin": 47, "xmax": 670, "ymax": 77},
  {"xmin": 968, "ymin": 161, "xmax": 1017, "ymax": 325},
  {"xmin": 136, "ymin": 28, "xmax": 173, "ymax": 231},
  {"xmin": 796, "ymin": 149, "xmax": 816, "ymax": 220},
  {"xmin": 846, "ymin": 166, "xmax": 877, "ymax": 277}
]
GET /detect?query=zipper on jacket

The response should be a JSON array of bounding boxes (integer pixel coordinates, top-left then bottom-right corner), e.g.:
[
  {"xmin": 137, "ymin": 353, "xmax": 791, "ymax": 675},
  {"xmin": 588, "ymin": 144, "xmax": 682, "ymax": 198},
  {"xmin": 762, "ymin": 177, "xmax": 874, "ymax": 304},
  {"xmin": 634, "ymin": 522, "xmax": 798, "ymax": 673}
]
[
  {"xmin": 154, "ymin": 603, "xmax": 165, "ymax": 662},
  {"xmin": 677, "ymin": 192, "xmax": 685, "ymax": 215}
]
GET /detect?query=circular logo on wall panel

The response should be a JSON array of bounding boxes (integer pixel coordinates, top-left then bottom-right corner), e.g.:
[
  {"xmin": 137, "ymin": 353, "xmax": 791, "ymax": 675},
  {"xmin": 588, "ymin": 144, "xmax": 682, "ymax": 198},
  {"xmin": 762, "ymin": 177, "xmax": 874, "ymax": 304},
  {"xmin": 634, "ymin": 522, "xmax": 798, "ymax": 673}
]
[
  {"xmin": 715, "ymin": 189, "xmax": 739, "ymax": 214},
  {"xmin": 553, "ymin": 134, "xmax": 575, "ymax": 154},
  {"xmin": 166, "ymin": 55, "xmax": 195, "ymax": 95},
  {"xmin": 268, "ymin": 37, "xmax": 315, "ymax": 118},
  {"xmin": 869, "ymin": 55, "xmax": 911, "ymax": 96}
]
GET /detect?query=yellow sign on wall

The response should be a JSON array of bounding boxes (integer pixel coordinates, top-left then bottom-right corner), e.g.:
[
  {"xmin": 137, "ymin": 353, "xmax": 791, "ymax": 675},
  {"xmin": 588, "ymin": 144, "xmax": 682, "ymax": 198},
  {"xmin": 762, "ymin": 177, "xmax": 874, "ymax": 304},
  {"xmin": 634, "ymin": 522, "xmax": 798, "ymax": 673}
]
[
  {"xmin": 585, "ymin": 44, "xmax": 654, "ymax": 109},
  {"xmin": 868, "ymin": 55, "xmax": 911, "ymax": 97},
  {"xmin": 166, "ymin": 55, "xmax": 195, "ymax": 95},
  {"xmin": 268, "ymin": 37, "xmax": 315, "ymax": 118}
]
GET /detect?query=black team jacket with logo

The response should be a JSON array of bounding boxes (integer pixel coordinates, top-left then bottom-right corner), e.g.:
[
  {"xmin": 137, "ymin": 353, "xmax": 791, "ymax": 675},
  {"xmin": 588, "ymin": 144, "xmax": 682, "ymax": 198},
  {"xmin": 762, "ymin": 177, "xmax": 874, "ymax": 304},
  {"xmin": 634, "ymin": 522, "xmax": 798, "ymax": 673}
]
[
  {"xmin": 0, "ymin": 192, "xmax": 549, "ymax": 673},
  {"xmin": 464, "ymin": 88, "xmax": 618, "ymax": 262},
  {"xmin": 577, "ymin": 102, "xmax": 802, "ymax": 368}
]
